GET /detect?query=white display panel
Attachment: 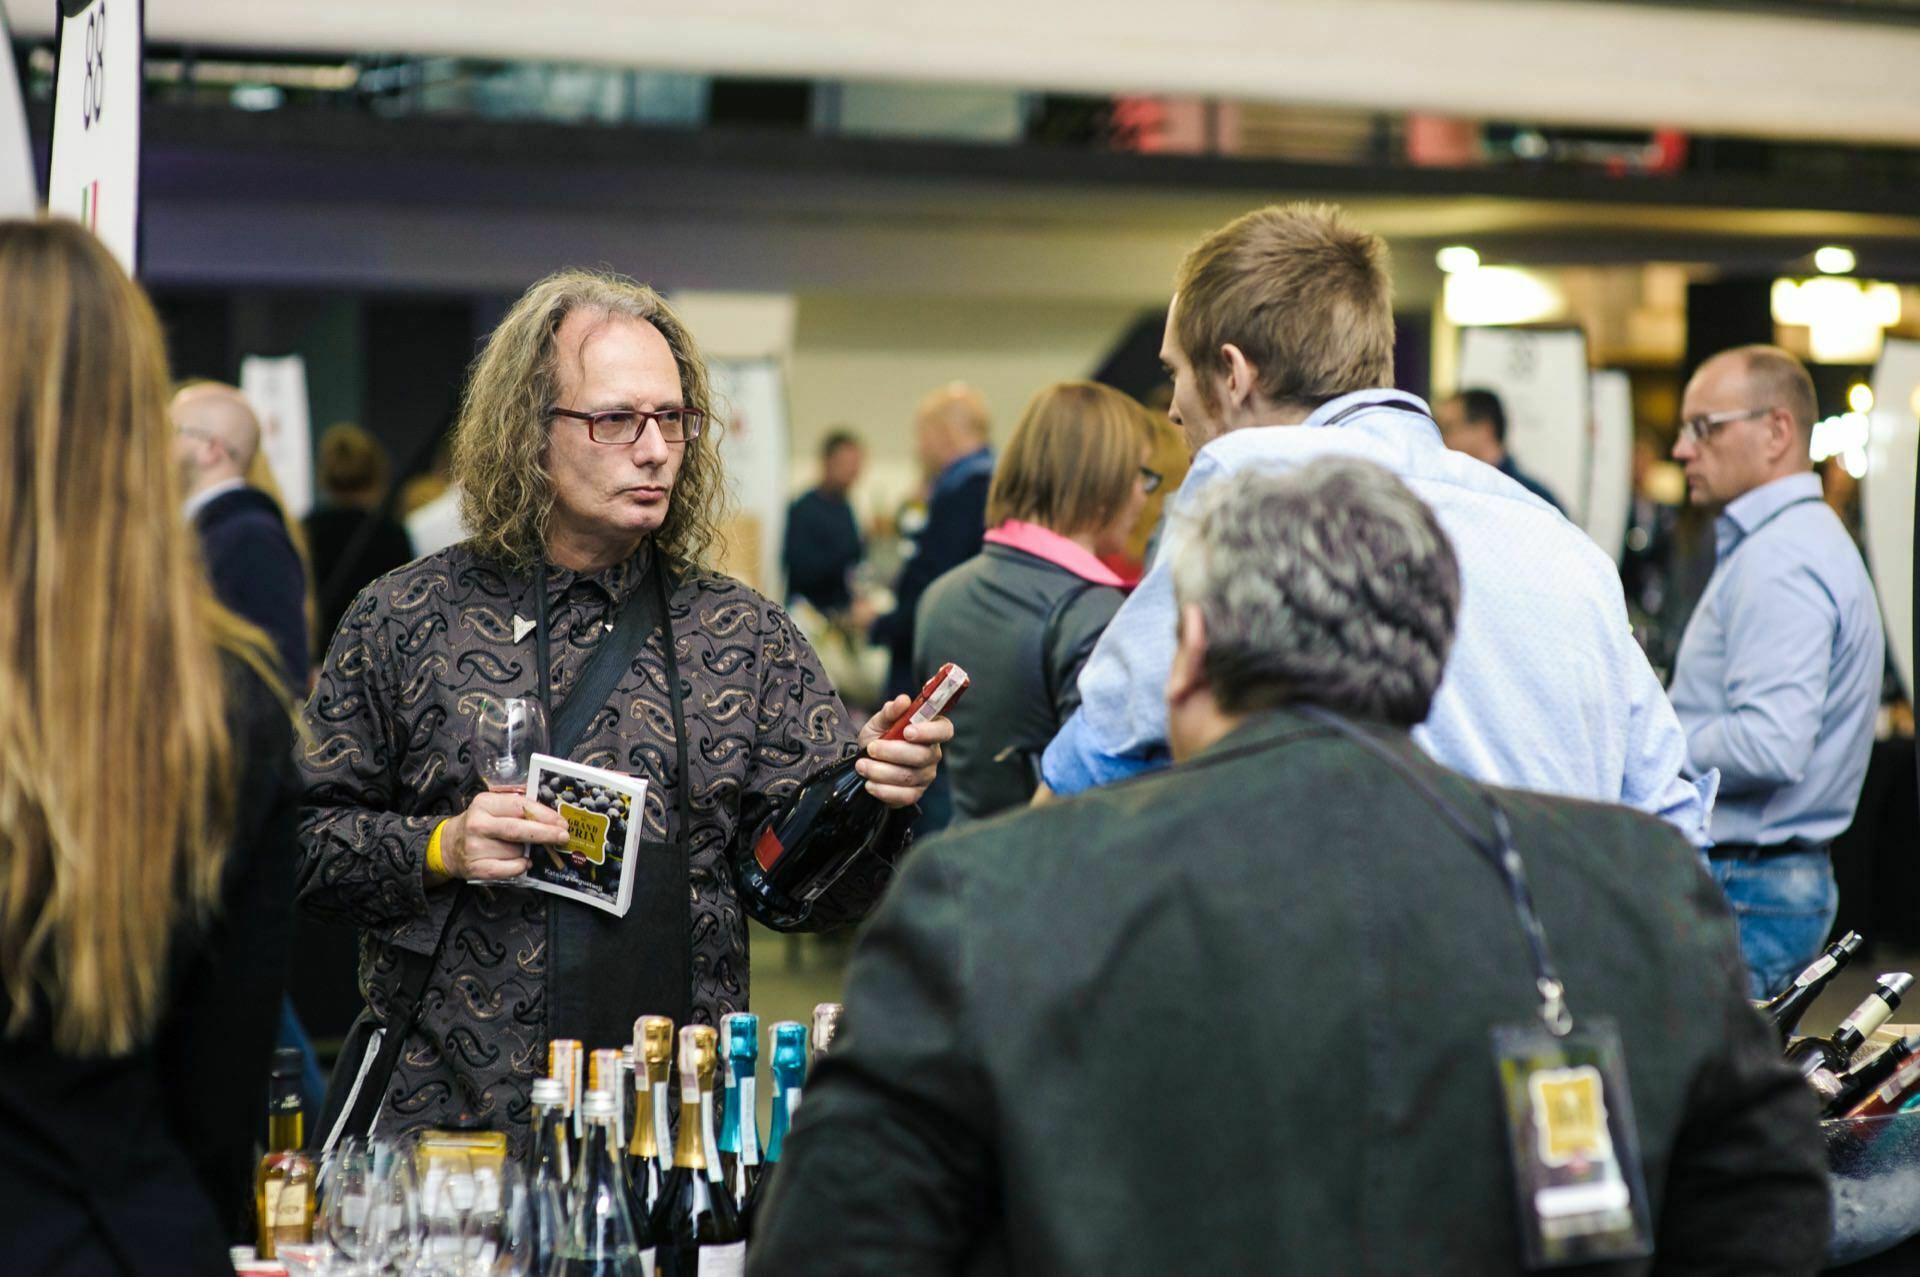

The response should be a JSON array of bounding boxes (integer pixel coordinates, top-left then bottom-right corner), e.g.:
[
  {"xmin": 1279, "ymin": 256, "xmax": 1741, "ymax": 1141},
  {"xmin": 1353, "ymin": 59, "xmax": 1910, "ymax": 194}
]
[
  {"xmin": 1865, "ymin": 339, "xmax": 1919, "ymax": 698},
  {"xmin": 710, "ymin": 357, "xmax": 791, "ymax": 599},
  {"xmin": 46, "ymin": 0, "xmax": 141, "ymax": 272},
  {"xmin": 0, "ymin": 6, "xmax": 33, "ymax": 215},
  {"xmin": 1457, "ymin": 326, "xmax": 1592, "ymax": 525},
  {"xmin": 240, "ymin": 354, "xmax": 315, "ymax": 520},
  {"xmin": 1585, "ymin": 369, "xmax": 1634, "ymax": 564}
]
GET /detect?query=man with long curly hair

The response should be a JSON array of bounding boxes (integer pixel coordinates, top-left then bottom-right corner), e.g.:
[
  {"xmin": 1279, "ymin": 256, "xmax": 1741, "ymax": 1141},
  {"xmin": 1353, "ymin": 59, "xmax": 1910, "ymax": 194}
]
[{"xmin": 296, "ymin": 270, "xmax": 949, "ymax": 1151}]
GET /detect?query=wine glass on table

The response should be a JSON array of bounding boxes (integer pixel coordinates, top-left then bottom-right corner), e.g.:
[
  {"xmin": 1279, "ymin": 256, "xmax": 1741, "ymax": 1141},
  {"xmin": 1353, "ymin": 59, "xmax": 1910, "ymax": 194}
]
[{"xmin": 473, "ymin": 697, "xmax": 548, "ymax": 796}]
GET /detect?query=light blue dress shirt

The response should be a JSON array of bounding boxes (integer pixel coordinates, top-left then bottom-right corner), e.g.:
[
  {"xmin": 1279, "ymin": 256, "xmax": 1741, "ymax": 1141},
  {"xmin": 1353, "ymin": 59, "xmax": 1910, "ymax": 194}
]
[
  {"xmin": 1668, "ymin": 471, "xmax": 1884, "ymax": 847},
  {"xmin": 1041, "ymin": 390, "xmax": 1714, "ymax": 843}
]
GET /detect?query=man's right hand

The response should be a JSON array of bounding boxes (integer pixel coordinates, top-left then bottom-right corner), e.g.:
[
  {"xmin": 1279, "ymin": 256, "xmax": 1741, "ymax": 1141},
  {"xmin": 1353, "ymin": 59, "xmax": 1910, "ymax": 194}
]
[{"xmin": 432, "ymin": 790, "xmax": 569, "ymax": 882}]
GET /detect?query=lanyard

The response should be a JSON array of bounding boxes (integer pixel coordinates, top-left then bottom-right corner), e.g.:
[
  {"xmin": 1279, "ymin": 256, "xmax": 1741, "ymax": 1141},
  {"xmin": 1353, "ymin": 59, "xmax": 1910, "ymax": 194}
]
[{"xmin": 1295, "ymin": 705, "xmax": 1574, "ymax": 1036}]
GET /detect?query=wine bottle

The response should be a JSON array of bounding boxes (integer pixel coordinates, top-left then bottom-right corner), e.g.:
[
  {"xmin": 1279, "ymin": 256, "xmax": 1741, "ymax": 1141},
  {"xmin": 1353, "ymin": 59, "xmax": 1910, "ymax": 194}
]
[
  {"xmin": 722, "ymin": 1014, "xmax": 762, "ymax": 1211},
  {"xmin": 733, "ymin": 664, "xmax": 969, "ymax": 925},
  {"xmin": 1757, "ymin": 931, "xmax": 1865, "ymax": 1045},
  {"xmin": 743, "ymin": 1020, "xmax": 808, "ymax": 1232},
  {"xmin": 716, "ymin": 1015, "xmax": 743, "ymax": 1188},
  {"xmin": 652, "ymin": 1026, "xmax": 745, "ymax": 1277},
  {"xmin": 1788, "ymin": 972, "xmax": 1914, "ymax": 1083},
  {"xmin": 1826, "ymin": 1032, "xmax": 1920, "ymax": 1118},
  {"xmin": 529, "ymin": 1076, "xmax": 574, "ymax": 1271},
  {"xmin": 1844, "ymin": 1034, "xmax": 1920, "ymax": 1118},
  {"xmin": 591, "ymin": 1048, "xmax": 629, "ymax": 1150},
  {"xmin": 811, "ymin": 1002, "xmax": 842, "ymax": 1065},
  {"xmin": 254, "ymin": 1048, "xmax": 316, "ymax": 1260},
  {"xmin": 628, "ymin": 1016, "xmax": 673, "ymax": 1221},
  {"xmin": 553, "ymin": 1088, "xmax": 653, "ymax": 1277}
]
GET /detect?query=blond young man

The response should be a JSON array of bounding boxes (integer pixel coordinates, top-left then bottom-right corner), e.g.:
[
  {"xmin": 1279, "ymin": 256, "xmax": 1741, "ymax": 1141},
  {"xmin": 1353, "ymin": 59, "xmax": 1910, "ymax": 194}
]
[{"xmin": 1040, "ymin": 203, "xmax": 1711, "ymax": 842}]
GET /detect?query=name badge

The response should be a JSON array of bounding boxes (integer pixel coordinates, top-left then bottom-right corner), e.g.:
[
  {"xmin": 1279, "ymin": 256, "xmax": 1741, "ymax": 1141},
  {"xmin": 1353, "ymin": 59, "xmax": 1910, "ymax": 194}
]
[{"xmin": 1492, "ymin": 1017, "xmax": 1653, "ymax": 1268}]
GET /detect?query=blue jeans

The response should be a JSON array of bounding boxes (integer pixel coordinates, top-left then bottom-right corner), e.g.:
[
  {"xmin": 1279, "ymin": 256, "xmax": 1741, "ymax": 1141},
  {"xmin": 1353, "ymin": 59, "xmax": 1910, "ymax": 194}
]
[{"xmin": 1710, "ymin": 849, "xmax": 1839, "ymax": 1000}]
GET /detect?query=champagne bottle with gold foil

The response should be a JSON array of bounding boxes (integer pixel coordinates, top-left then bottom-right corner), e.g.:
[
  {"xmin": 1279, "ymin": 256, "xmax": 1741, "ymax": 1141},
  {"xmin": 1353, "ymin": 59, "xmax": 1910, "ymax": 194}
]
[
  {"xmin": 254, "ymin": 1049, "xmax": 316, "ymax": 1260},
  {"xmin": 652, "ymin": 1026, "xmax": 744, "ymax": 1276},
  {"xmin": 628, "ymin": 1016, "xmax": 673, "ymax": 1219}
]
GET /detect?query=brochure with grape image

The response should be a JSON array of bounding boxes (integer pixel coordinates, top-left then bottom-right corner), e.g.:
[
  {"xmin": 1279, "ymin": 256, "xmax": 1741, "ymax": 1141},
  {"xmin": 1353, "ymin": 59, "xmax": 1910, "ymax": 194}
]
[{"xmin": 520, "ymin": 753, "xmax": 646, "ymax": 916}]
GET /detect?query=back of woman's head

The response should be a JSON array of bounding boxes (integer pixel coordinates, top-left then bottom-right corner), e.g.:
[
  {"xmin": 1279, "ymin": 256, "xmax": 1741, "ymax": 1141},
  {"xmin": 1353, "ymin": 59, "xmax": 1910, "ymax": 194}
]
[
  {"xmin": 318, "ymin": 422, "xmax": 390, "ymax": 502},
  {"xmin": 987, "ymin": 381, "xmax": 1151, "ymax": 535},
  {"xmin": 0, "ymin": 218, "xmax": 242, "ymax": 1056}
]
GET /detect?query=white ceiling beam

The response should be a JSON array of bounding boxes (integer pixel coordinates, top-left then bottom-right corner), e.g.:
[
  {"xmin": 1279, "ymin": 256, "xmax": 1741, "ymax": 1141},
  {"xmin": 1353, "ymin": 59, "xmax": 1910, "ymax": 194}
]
[{"xmin": 10, "ymin": 1, "xmax": 1920, "ymax": 145}]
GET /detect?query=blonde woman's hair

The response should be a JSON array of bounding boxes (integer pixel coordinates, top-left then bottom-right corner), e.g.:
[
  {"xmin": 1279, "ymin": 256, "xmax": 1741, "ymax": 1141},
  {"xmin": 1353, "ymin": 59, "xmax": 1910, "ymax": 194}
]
[
  {"xmin": 0, "ymin": 218, "xmax": 271, "ymax": 1056},
  {"xmin": 452, "ymin": 270, "xmax": 726, "ymax": 572},
  {"xmin": 987, "ymin": 381, "xmax": 1153, "ymax": 535}
]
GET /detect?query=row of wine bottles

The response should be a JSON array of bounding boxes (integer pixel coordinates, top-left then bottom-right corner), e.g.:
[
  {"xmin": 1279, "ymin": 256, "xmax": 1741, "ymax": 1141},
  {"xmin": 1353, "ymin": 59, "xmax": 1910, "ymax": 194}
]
[
  {"xmin": 535, "ymin": 1003, "xmax": 841, "ymax": 1276},
  {"xmin": 1758, "ymin": 932, "xmax": 1920, "ymax": 1120}
]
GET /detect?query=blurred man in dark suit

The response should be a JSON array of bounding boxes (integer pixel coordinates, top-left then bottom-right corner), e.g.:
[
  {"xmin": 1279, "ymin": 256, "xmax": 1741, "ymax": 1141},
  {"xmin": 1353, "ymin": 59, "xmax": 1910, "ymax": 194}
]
[{"xmin": 869, "ymin": 384, "xmax": 993, "ymax": 698}]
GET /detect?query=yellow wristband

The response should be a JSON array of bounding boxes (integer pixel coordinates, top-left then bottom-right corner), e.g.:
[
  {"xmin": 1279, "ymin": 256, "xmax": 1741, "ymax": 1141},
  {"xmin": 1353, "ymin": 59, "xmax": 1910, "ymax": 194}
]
[{"xmin": 425, "ymin": 819, "xmax": 450, "ymax": 878}]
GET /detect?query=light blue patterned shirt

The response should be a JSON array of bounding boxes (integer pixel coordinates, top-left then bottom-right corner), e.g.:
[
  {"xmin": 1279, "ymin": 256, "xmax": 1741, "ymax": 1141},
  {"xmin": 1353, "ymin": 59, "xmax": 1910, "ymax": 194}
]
[
  {"xmin": 1041, "ymin": 390, "xmax": 1714, "ymax": 843},
  {"xmin": 1668, "ymin": 472, "xmax": 1884, "ymax": 847}
]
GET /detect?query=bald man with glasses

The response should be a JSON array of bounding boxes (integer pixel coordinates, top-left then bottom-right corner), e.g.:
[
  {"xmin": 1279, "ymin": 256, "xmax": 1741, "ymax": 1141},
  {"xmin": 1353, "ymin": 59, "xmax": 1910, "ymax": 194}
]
[{"xmin": 1669, "ymin": 345, "xmax": 1885, "ymax": 999}]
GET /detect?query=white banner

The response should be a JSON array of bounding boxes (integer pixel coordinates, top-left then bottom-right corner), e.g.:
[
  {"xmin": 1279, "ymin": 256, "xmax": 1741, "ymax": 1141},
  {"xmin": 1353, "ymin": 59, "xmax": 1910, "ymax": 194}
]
[
  {"xmin": 1866, "ymin": 339, "xmax": 1919, "ymax": 698},
  {"xmin": 240, "ymin": 354, "xmax": 315, "ymax": 519},
  {"xmin": 1457, "ymin": 326, "xmax": 1592, "ymax": 525},
  {"xmin": 0, "ymin": 6, "xmax": 33, "ymax": 215},
  {"xmin": 1584, "ymin": 370, "xmax": 1634, "ymax": 563},
  {"xmin": 710, "ymin": 357, "xmax": 791, "ymax": 598},
  {"xmin": 47, "ymin": 0, "xmax": 141, "ymax": 272}
]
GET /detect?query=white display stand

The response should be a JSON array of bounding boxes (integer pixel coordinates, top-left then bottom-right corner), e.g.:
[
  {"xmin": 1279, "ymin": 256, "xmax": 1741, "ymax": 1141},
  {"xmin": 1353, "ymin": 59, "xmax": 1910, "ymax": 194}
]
[
  {"xmin": 1457, "ymin": 326, "xmax": 1591, "ymax": 525},
  {"xmin": 1584, "ymin": 369, "xmax": 1634, "ymax": 563},
  {"xmin": 47, "ymin": 0, "xmax": 142, "ymax": 272},
  {"xmin": 0, "ymin": 6, "xmax": 34, "ymax": 215},
  {"xmin": 240, "ymin": 354, "xmax": 315, "ymax": 519},
  {"xmin": 1866, "ymin": 339, "xmax": 1919, "ymax": 698},
  {"xmin": 710, "ymin": 356, "xmax": 791, "ymax": 599}
]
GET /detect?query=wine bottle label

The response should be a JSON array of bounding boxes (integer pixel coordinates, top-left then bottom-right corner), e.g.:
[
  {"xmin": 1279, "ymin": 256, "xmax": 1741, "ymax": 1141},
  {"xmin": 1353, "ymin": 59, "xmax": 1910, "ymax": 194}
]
[
  {"xmin": 697, "ymin": 1241, "xmax": 747, "ymax": 1277},
  {"xmin": 1876, "ymin": 1057, "xmax": 1920, "ymax": 1106},
  {"xmin": 1839, "ymin": 996, "xmax": 1894, "ymax": 1043},
  {"xmin": 740, "ymin": 1078, "xmax": 760, "ymax": 1165},
  {"xmin": 640, "ymin": 1249, "xmax": 657, "ymax": 1277},
  {"xmin": 1795, "ymin": 954, "xmax": 1839, "ymax": 988},
  {"xmin": 786, "ymin": 1085, "xmax": 802, "ymax": 1119}
]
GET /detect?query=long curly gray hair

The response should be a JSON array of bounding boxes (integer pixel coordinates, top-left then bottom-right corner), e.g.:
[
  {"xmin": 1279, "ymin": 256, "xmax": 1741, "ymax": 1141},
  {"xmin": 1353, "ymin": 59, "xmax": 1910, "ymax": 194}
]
[{"xmin": 452, "ymin": 269, "xmax": 726, "ymax": 572}]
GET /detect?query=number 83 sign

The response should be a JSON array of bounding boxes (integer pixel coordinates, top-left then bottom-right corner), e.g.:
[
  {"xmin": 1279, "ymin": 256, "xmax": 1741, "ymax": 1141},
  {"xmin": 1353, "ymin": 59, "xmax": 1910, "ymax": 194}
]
[{"xmin": 48, "ymin": 0, "xmax": 143, "ymax": 274}]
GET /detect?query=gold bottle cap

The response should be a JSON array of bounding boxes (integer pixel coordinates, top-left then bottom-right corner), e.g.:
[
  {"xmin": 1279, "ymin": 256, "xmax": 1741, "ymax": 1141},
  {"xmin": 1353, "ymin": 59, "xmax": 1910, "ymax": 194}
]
[
  {"xmin": 679, "ymin": 1024, "xmax": 718, "ymax": 1100},
  {"xmin": 638, "ymin": 1016, "xmax": 674, "ymax": 1072}
]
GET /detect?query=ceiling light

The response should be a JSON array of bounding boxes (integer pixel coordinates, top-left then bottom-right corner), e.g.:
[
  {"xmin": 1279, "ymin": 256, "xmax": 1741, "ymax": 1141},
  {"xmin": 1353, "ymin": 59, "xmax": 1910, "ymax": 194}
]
[
  {"xmin": 1849, "ymin": 383, "xmax": 1875, "ymax": 414},
  {"xmin": 1815, "ymin": 246, "xmax": 1857, "ymax": 275},
  {"xmin": 1435, "ymin": 246, "xmax": 1481, "ymax": 275}
]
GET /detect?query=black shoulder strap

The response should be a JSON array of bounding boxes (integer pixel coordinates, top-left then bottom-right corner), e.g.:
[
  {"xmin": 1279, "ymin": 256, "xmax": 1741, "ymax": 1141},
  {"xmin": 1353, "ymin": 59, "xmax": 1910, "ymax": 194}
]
[{"xmin": 324, "ymin": 565, "xmax": 660, "ymax": 1149}]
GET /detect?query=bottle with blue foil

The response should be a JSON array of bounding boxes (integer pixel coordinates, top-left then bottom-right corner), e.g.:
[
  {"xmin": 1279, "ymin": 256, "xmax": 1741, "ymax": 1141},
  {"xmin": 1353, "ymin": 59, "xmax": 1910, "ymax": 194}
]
[
  {"xmin": 744, "ymin": 1020, "xmax": 809, "ymax": 1232},
  {"xmin": 718, "ymin": 1013, "xmax": 762, "ymax": 1210},
  {"xmin": 716, "ymin": 1014, "xmax": 744, "ymax": 1188}
]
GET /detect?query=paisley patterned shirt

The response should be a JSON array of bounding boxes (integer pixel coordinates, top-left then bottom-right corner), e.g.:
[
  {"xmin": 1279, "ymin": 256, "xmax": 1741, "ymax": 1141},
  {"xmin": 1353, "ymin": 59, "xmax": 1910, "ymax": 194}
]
[{"xmin": 297, "ymin": 541, "xmax": 886, "ymax": 1150}]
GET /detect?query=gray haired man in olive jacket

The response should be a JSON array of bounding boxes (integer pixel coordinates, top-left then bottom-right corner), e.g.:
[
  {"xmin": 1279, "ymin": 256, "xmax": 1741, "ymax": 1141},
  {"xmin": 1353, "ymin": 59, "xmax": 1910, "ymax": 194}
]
[{"xmin": 750, "ymin": 458, "xmax": 1827, "ymax": 1277}]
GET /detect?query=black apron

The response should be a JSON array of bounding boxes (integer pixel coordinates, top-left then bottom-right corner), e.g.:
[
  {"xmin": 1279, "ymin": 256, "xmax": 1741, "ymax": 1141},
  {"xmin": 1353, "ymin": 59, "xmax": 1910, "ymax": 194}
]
[{"xmin": 532, "ymin": 557, "xmax": 695, "ymax": 1049}]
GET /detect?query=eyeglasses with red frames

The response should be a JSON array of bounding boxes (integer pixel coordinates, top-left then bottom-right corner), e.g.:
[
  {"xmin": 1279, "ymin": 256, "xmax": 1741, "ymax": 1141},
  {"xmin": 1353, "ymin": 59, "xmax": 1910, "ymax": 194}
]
[{"xmin": 548, "ymin": 405, "xmax": 706, "ymax": 444}]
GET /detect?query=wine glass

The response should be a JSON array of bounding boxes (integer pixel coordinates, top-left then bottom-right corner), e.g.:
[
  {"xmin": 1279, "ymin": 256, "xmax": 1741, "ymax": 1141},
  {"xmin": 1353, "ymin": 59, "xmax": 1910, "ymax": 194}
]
[
  {"xmin": 323, "ymin": 1138, "xmax": 379, "ymax": 1271},
  {"xmin": 465, "ymin": 1159, "xmax": 537, "ymax": 1277},
  {"xmin": 473, "ymin": 697, "xmax": 548, "ymax": 795},
  {"xmin": 415, "ymin": 1151, "xmax": 477, "ymax": 1276}
]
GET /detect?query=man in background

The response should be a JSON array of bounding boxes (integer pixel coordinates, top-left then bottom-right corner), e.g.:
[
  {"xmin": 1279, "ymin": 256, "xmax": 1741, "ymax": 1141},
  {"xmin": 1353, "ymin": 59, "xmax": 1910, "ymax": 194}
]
[
  {"xmin": 869, "ymin": 384, "xmax": 994, "ymax": 697},
  {"xmin": 752, "ymin": 460, "xmax": 1826, "ymax": 1276},
  {"xmin": 172, "ymin": 382, "xmax": 309, "ymax": 689},
  {"xmin": 1436, "ymin": 387, "xmax": 1565, "ymax": 512},
  {"xmin": 1670, "ymin": 345, "xmax": 1884, "ymax": 997},
  {"xmin": 784, "ymin": 429, "xmax": 867, "ymax": 615},
  {"xmin": 1040, "ymin": 203, "xmax": 1707, "ymax": 843}
]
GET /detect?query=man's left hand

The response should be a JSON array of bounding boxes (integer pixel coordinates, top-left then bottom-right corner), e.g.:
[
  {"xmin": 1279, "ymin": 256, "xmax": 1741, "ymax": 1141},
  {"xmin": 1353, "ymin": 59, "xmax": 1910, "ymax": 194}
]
[{"xmin": 854, "ymin": 695, "xmax": 953, "ymax": 808}]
